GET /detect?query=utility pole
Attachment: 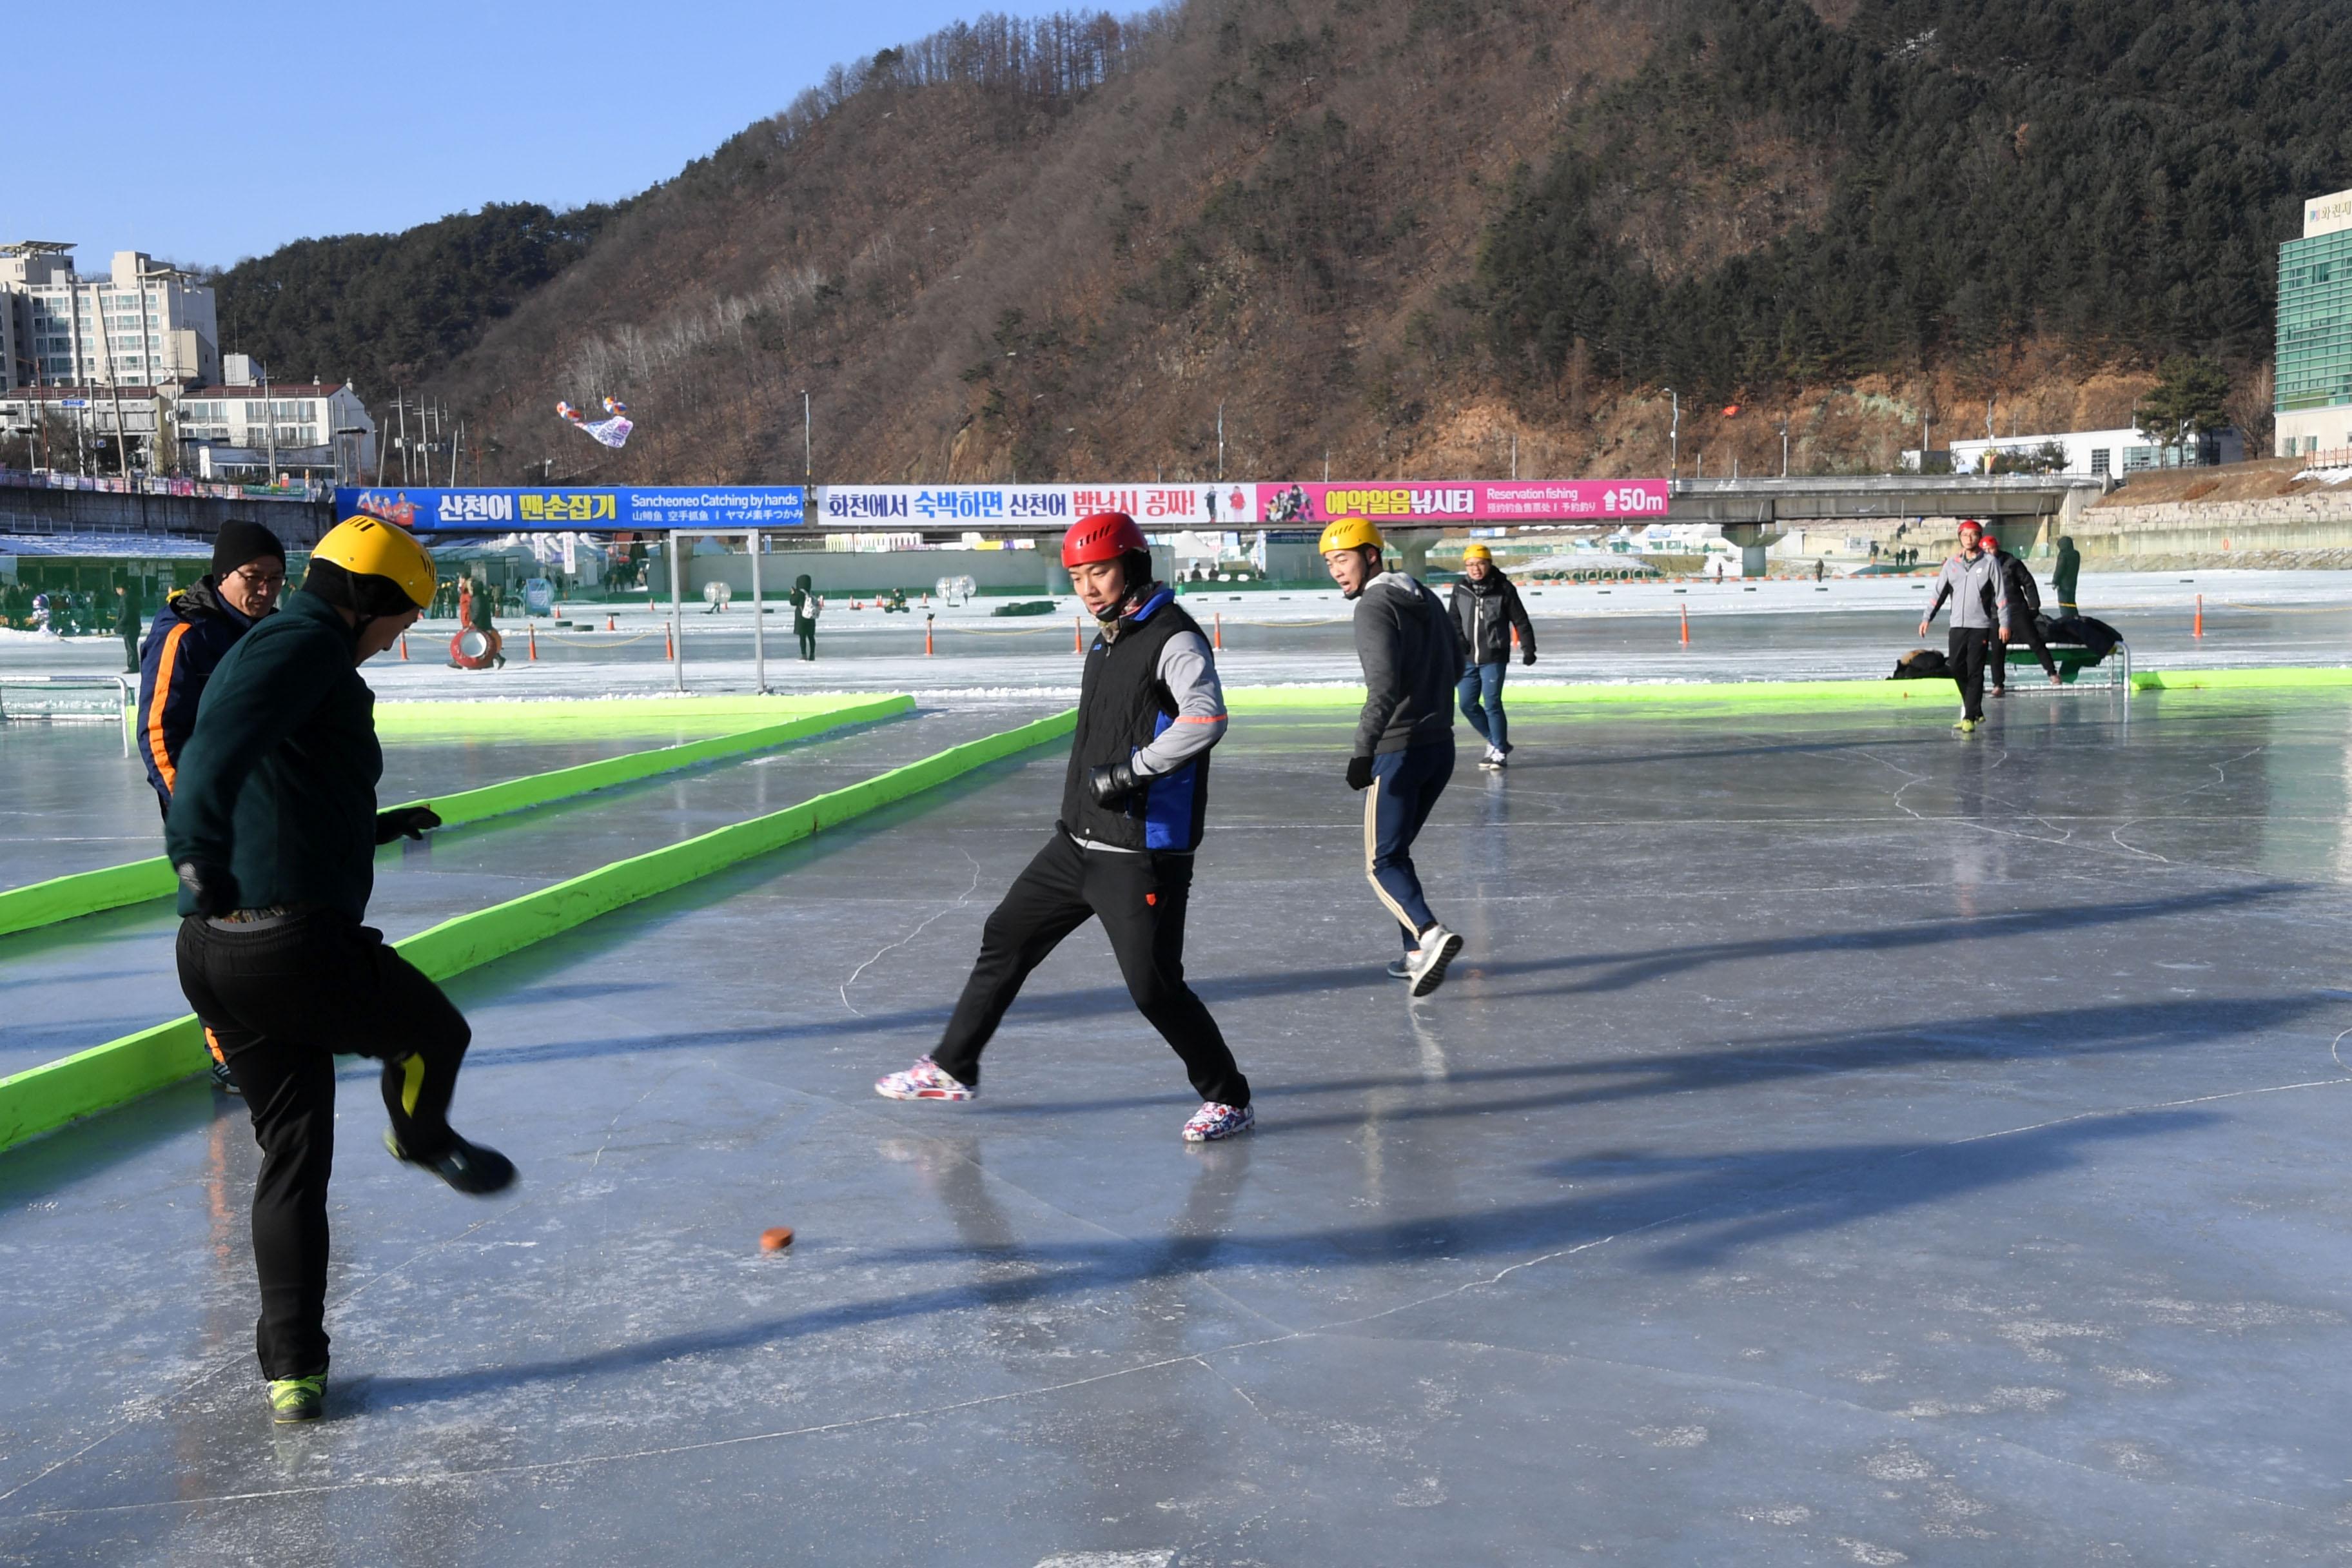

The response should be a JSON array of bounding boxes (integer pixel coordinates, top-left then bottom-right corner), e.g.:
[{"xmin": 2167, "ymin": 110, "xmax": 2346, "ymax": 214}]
[
  {"xmin": 1663, "ymin": 389, "xmax": 1680, "ymax": 481},
  {"xmin": 1510, "ymin": 431, "xmax": 1518, "ymax": 480},
  {"xmin": 262, "ymin": 363, "xmax": 277, "ymax": 484},
  {"xmin": 1781, "ymin": 420, "xmax": 1790, "ymax": 477},
  {"xmin": 1216, "ymin": 400, "xmax": 1225, "ymax": 482},
  {"xmin": 802, "ymin": 389, "xmax": 811, "ymax": 479},
  {"xmin": 396, "ymin": 389, "xmax": 410, "ymax": 483}
]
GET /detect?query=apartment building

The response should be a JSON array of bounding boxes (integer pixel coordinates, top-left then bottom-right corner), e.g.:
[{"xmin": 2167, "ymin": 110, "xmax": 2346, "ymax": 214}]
[{"xmin": 0, "ymin": 243, "xmax": 220, "ymax": 392}]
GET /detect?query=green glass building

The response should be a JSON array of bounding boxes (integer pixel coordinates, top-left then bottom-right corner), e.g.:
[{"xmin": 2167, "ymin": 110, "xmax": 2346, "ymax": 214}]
[{"xmin": 2277, "ymin": 188, "xmax": 2352, "ymax": 457}]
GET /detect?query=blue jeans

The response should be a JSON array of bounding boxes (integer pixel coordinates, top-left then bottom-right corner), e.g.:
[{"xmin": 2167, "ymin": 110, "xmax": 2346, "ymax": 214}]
[
  {"xmin": 1365, "ymin": 743, "xmax": 1454, "ymax": 948},
  {"xmin": 1457, "ymin": 662, "xmax": 1509, "ymax": 752}
]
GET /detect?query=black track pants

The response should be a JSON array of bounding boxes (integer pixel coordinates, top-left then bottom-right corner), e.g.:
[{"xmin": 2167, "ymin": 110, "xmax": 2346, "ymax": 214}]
[
  {"xmin": 1947, "ymin": 627, "xmax": 1992, "ymax": 721},
  {"xmin": 931, "ymin": 832, "xmax": 1250, "ymax": 1107},
  {"xmin": 175, "ymin": 911, "xmax": 473, "ymax": 1380},
  {"xmin": 1990, "ymin": 614, "xmax": 2057, "ymax": 686}
]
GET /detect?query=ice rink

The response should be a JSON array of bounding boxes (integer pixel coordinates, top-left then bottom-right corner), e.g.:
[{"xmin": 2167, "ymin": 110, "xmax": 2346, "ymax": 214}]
[{"xmin": 8, "ymin": 683, "xmax": 2352, "ymax": 1563}]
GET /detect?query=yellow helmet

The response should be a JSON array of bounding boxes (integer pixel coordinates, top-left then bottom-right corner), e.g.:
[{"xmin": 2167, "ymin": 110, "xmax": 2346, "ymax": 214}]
[
  {"xmin": 1318, "ymin": 516, "xmax": 1384, "ymax": 556},
  {"xmin": 309, "ymin": 516, "xmax": 436, "ymax": 611},
  {"xmin": 1460, "ymin": 543, "xmax": 1493, "ymax": 563}
]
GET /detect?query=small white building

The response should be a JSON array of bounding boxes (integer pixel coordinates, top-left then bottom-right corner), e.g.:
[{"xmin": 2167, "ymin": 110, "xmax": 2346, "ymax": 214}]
[
  {"xmin": 1926, "ymin": 426, "xmax": 2244, "ymax": 480},
  {"xmin": 173, "ymin": 362, "xmax": 377, "ymax": 480}
]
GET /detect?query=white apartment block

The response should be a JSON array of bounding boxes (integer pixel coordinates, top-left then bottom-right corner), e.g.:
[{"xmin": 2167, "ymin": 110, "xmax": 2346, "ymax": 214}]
[{"xmin": 0, "ymin": 243, "xmax": 220, "ymax": 391}]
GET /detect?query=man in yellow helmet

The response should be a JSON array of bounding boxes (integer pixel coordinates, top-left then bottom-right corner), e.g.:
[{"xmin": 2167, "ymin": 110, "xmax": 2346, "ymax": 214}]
[
  {"xmin": 1447, "ymin": 542, "xmax": 1536, "ymax": 770},
  {"xmin": 168, "ymin": 515, "xmax": 516, "ymax": 1427},
  {"xmin": 1321, "ymin": 515, "xmax": 1464, "ymax": 996}
]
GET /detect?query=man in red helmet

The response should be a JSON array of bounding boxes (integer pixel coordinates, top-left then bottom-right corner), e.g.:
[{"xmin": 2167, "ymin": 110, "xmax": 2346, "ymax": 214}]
[{"xmin": 876, "ymin": 512, "xmax": 1253, "ymax": 1141}]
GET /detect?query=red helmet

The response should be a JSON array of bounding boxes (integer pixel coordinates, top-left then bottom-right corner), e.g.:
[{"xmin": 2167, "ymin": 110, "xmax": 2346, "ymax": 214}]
[
  {"xmin": 1063, "ymin": 511, "xmax": 1146, "ymax": 567},
  {"xmin": 1956, "ymin": 518, "xmax": 1983, "ymax": 534}
]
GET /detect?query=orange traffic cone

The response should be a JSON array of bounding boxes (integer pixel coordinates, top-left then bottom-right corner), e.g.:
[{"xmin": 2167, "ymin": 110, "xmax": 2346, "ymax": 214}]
[
  {"xmin": 1214, "ymin": 611, "xmax": 1223, "ymax": 650},
  {"xmin": 925, "ymin": 618, "xmax": 935, "ymax": 656},
  {"xmin": 607, "ymin": 614, "xmax": 616, "ymax": 632},
  {"xmin": 1680, "ymin": 603, "xmax": 1690, "ymax": 647},
  {"xmin": 1074, "ymin": 615, "xmax": 1084, "ymax": 654},
  {"xmin": 528, "ymin": 624, "xmax": 538, "ymax": 661},
  {"xmin": 2193, "ymin": 594, "xmax": 2204, "ymax": 639},
  {"xmin": 400, "ymin": 633, "xmax": 409, "ymax": 661},
  {"xmin": 665, "ymin": 627, "xmax": 675, "ymax": 659}
]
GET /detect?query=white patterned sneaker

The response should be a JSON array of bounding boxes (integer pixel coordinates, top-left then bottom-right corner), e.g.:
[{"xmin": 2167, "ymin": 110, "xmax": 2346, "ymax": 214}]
[
  {"xmin": 1182, "ymin": 1101, "xmax": 1255, "ymax": 1142},
  {"xmin": 874, "ymin": 1057, "xmax": 977, "ymax": 1102}
]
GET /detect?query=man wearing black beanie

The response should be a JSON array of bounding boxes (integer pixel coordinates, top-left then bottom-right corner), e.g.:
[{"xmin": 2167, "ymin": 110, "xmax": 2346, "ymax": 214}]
[
  {"xmin": 137, "ymin": 519, "xmax": 285, "ymax": 1093},
  {"xmin": 139, "ymin": 520, "xmax": 287, "ymax": 819}
]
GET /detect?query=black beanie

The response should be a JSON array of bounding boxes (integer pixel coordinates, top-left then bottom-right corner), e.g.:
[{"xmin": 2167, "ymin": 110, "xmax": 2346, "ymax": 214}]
[{"xmin": 211, "ymin": 520, "xmax": 286, "ymax": 580}]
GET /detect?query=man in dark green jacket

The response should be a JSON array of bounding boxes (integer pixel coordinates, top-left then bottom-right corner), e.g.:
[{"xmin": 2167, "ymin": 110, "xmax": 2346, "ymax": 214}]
[{"xmin": 169, "ymin": 516, "xmax": 514, "ymax": 1427}]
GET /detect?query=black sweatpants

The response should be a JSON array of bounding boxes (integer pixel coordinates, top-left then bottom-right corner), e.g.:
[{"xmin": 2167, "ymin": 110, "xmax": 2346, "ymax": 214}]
[
  {"xmin": 1947, "ymin": 627, "xmax": 1993, "ymax": 720},
  {"xmin": 796, "ymin": 619, "xmax": 817, "ymax": 660},
  {"xmin": 1990, "ymin": 614, "xmax": 2057, "ymax": 687},
  {"xmin": 175, "ymin": 911, "xmax": 473, "ymax": 1380},
  {"xmin": 931, "ymin": 832, "xmax": 1249, "ymax": 1107}
]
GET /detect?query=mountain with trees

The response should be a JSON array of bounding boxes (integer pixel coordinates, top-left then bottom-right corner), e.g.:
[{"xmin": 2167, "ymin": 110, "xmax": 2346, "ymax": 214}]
[{"xmin": 279, "ymin": 0, "xmax": 2350, "ymax": 485}]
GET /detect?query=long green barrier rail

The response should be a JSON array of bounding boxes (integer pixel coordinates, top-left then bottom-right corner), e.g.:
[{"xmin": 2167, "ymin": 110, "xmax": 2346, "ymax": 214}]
[
  {"xmin": 0, "ymin": 694, "xmax": 912, "ymax": 940},
  {"xmin": 371, "ymin": 693, "xmax": 883, "ymax": 742},
  {"xmin": 0, "ymin": 708, "xmax": 1075, "ymax": 1154},
  {"xmin": 1228, "ymin": 664, "xmax": 2352, "ymax": 713}
]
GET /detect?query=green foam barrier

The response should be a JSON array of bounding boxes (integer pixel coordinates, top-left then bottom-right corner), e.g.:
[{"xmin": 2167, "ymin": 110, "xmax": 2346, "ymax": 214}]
[
  {"xmin": 0, "ymin": 695, "xmax": 910, "ymax": 939},
  {"xmin": 0, "ymin": 708, "xmax": 1075, "ymax": 1153},
  {"xmin": 2129, "ymin": 667, "xmax": 2352, "ymax": 692},
  {"xmin": 373, "ymin": 694, "xmax": 874, "ymax": 741}
]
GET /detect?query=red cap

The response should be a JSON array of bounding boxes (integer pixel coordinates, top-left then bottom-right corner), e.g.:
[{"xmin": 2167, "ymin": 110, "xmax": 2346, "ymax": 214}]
[{"xmin": 1063, "ymin": 511, "xmax": 1146, "ymax": 567}]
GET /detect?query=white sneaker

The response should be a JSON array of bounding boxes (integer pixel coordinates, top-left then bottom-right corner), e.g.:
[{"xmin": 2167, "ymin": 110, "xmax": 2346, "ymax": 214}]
[
  {"xmin": 1406, "ymin": 926, "xmax": 1464, "ymax": 996},
  {"xmin": 874, "ymin": 1057, "xmax": 977, "ymax": 1101},
  {"xmin": 1182, "ymin": 1101, "xmax": 1255, "ymax": 1141}
]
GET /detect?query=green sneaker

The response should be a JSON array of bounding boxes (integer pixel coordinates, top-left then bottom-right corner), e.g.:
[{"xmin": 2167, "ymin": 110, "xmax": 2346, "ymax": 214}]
[
  {"xmin": 1952, "ymin": 718, "xmax": 1977, "ymax": 733},
  {"xmin": 268, "ymin": 1374, "xmax": 324, "ymax": 1424}
]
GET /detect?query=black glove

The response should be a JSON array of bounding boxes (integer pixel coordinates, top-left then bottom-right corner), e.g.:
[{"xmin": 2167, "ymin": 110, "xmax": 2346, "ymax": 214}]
[
  {"xmin": 1346, "ymin": 754, "xmax": 1375, "ymax": 792},
  {"xmin": 1521, "ymin": 649, "xmax": 1537, "ymax": 667},
  {"xmin": 1087, "ymin": 761, "xmax": 1142, "ymax": 809},
  {"xmin": 175, "ymin": 861, "xmax": 239, "ymax": 917},
  {"xmin": 375, "ymin": 805, "xmax": 443, "ymax": 845}
]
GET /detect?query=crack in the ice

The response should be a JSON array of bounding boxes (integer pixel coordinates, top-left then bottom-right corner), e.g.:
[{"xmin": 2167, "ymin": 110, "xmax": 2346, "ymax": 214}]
[{"xmin": 839, "ymin": 850, "xmax": 981, "ymax": 1017}]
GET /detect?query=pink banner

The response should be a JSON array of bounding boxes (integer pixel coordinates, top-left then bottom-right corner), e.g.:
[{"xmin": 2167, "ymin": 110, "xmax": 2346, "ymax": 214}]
[{"xmin": 1251, "ymin": 479, "xmax": 1669, "ymax": 525}]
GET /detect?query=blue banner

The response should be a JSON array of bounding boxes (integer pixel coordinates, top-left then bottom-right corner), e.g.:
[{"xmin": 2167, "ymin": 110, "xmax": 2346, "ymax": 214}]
[{"xmin": 335, "ymin": 485, "xmax": 806, "ymax": 533}]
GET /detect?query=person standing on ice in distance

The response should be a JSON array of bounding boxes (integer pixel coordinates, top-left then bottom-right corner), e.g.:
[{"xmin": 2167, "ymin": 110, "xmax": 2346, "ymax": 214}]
[
  {"xmin": 1322, "ymin": 516, "xmax": 1464, "ymax": 996},
  {"xmin": 1447, "ymin": 542, "xmax": 1535, "ymax": 770},
  {"xmin": 169, "ymin": 517, "xmax": 516, "ymax": 1427},
  {"xmin": 1917, "ymin": 518, "xmax": 2008, "ymax": 732},
  {"xmin": 875, "ymin": 512, "xmax": 1254, "ymax": 1142},
  {"xmin": 790, "ymin": 573, "xmax": 821, "ymax": 661}
]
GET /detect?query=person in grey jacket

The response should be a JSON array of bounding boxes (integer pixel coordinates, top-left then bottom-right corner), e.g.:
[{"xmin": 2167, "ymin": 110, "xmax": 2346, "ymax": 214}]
[
  {"xmin": 1917, "ymin": 519, "xmax": 2010, "ymax": 730},
  {"xmin": 1322, "ymin": 515, "xmax": 1463, "ymax": 996}
]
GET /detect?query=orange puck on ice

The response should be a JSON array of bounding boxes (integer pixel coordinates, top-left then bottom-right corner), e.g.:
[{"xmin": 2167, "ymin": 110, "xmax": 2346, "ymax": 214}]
[{"xmin": 759, "ymin": 1226, "xmax": 795, "ymax": 1252}]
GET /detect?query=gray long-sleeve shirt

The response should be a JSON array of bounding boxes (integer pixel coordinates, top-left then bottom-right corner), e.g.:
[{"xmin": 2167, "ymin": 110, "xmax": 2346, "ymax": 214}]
[
  {"xmin": 1925, "ymin": 549, "xmax": 2008, "ymax": 631},
  {"xmin": 1130, "ymin": 629, "xmax": 1226, "ymax": 778}
]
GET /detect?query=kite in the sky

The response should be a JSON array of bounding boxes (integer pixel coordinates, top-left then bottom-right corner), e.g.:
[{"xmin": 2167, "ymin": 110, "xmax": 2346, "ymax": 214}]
[{"xmin": 557, "ymin": 396, "xmax": 634, "ymax": 449}]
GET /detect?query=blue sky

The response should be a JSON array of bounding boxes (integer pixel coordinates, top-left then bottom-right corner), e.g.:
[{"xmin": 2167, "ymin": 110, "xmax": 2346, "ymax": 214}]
[{"xmin": 14, "ymin": 1, "xmax": 1055, "ymax": 271}]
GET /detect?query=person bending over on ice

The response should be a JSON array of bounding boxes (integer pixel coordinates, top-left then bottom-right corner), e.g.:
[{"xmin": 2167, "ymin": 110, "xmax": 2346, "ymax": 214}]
[
  {"xmin": 1447, "ymin": 542, "xmax": 1536, "ymax": 770},
  {"xmin": 169, "ymin": 517, "xmax": 515, "ymax": 1427},
  {"xmin": 1917, "ymin": 518, "xmax": 2008, "ymax": 732},
  {"xmin": 1983, "ymin": 532, "xmax": 2058, "ymax": 696},
  {"xmin": 1322, "ymin": 516, "xmax": 1464, "ymax": 996},
  {"xmin": 876, "ymin": 513, "xmax": 1253, "ymax": 1142}
]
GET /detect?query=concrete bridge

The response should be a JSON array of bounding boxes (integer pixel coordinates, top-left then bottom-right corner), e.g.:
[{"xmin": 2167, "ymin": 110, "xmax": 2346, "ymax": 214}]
[{"xmin": 1658, "ymin": 475, "xmax": 2107, "ymax": 574}]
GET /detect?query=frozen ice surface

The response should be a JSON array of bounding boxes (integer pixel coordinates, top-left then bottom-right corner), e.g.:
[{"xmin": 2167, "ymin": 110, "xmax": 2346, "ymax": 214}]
[
  {"xmin": 6, "ymin": 570, "xmax": 2349, "ymax": 702},
  {"xmin": 7, "ymin": 689, "xmax": 2352, "ymax": 1562},
  {"xmin": 0, "ymin": 704, "xmax": 1056, "ymax": 1076}
]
